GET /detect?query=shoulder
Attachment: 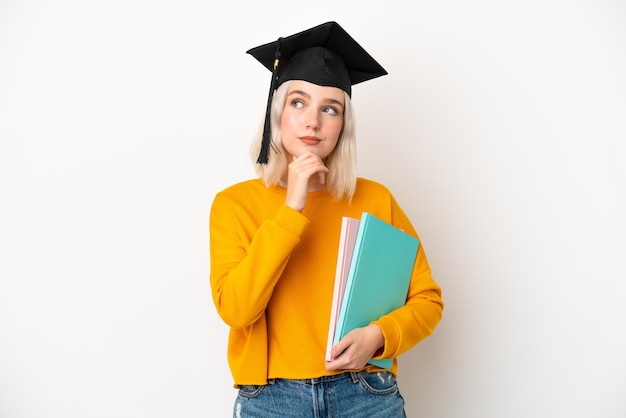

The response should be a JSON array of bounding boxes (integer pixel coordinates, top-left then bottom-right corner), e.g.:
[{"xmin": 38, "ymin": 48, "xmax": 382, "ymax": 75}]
[
  {"xmin": 355, "ymin": 177, "xmax": 393, "ymax": 196},
  {"xmin": 211, "ymin": 178, "xmax": 268, "ymax": 208},
  {"xmin": 351, "ymin": 177, "xmax": 403, "ymax": 215},
  {"xmin": 217, "ymin": 178, "xmax": 265, "ymax": 196}
]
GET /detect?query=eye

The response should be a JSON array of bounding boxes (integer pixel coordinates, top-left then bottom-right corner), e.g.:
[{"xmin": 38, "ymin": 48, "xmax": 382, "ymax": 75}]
[
  {"xmin": 322, "ymin": 106, "xmax": 340, "ymax": 116},
  {"xmin": 290, "ymin": 99, "xmax": 304, "ymax": 109}
]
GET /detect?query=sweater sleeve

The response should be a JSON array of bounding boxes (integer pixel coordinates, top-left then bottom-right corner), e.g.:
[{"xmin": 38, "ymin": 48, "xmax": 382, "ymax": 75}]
[
  {"xmin": 209, "ymin": 192, "xmax": 310, "ymax": 329},
  {"xmin": 371, "ymin": 194, "xmax": 444, "ymax": 361}
]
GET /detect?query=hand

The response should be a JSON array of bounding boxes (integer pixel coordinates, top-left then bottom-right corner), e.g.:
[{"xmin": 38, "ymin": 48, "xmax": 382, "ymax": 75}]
[
  {"xmin": 284, "ymin": 152, "xmax": 329, "ymax": 212},
  {"xmin": 325, "ymin": 324, "xmax": 384, "ymax": 371}
]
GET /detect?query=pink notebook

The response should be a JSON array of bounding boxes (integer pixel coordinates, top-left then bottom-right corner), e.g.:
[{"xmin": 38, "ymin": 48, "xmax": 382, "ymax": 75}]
[{"xmin": 325, "ymin": 216, "xmax": 361, "ymax": 361}]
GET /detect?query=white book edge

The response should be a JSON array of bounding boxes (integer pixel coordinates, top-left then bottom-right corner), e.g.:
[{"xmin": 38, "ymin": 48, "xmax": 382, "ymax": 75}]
[{"xmin": 325, "ymin": 216, "xmax": 360, "ymax": 361}]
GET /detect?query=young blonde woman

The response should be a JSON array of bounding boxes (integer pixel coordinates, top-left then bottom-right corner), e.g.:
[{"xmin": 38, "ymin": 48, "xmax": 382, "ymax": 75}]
[{"xmin": 210, "ymin": 21, "xmax": 444, "ymax": 417}]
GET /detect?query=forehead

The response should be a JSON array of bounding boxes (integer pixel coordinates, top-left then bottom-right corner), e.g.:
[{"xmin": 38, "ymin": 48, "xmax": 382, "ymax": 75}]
[{"xmin": 288, "ymin": 80, "xmax": 345, "ymax": 104}]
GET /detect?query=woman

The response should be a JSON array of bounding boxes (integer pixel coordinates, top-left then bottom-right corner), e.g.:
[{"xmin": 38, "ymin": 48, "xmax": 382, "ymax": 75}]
[{"xmin": 210, "ymin": 21, "xmax": 443, "ymax": 417}]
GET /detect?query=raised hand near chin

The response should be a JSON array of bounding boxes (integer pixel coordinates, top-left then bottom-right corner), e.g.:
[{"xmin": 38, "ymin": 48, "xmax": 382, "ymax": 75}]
[{"xmin": 284, "ymin": 151, "xmax": 329, "ymax": 212}]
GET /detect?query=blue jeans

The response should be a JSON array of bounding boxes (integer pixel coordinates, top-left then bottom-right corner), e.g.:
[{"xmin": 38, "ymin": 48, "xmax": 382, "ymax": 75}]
[{"xmin": 233, "ymin": 371, "xmax": 406, "ymax": 418}]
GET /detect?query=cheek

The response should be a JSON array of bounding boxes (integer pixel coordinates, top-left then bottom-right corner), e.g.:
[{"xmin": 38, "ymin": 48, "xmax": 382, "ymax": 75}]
[
  {"xmin": 280, "ymin": 111, "xmax": 298, "ymax": 132},
  {"xmin": 327, "ymin": 119, "xmax": 344, "ymax": 141}
]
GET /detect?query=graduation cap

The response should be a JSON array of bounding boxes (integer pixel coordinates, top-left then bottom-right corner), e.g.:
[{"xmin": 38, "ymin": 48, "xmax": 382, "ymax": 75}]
[{"xmin": 247, "ymin": 21, "xmax": 388, "ymax": 164}]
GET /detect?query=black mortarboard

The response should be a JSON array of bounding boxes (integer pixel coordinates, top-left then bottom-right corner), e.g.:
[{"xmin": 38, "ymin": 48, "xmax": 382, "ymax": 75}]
[{"xmin": 246, "ymin": 21, "xmax": 388, "ymax": 164}]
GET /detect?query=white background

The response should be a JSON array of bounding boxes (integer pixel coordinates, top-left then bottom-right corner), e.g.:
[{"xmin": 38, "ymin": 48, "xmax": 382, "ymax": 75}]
[{"xmin": 1, "ymin": 1, "xmax": 625, "ymax": 417}]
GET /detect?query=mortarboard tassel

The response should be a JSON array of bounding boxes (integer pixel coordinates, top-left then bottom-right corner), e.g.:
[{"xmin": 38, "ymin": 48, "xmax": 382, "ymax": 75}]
[{"xmin": 257, "ymin": 38, "xmax": 282, "ymax": 164}]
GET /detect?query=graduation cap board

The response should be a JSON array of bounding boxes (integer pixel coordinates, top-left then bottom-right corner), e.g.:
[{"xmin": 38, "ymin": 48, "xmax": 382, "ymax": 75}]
[{"xmin": 246, "ymin": 21, "xmax": 388, "ymax": 164}]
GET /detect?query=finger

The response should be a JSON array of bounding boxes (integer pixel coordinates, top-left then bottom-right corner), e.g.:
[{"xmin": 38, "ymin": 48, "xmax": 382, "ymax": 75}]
[
  {"xmin": 325, "ymin": 350, "xmax": 348, "ymax": 369},
  {"xmin": 331, "ymin": 337, "xmax": 349, "ymax": 358},
  {"xmin": 317, "ymin": 169, "xmax": 325, "ymax": 184},
  {"xmin": 330, "ymin": 345, "xmax": 341, "ymax": 359}
]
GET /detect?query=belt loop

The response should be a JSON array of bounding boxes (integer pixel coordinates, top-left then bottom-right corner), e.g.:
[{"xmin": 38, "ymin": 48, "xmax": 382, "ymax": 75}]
[
  {"xmin": 350, "ymin": 372, "xmax": 360, "ymax": 383},
  {"xmin": 267, "ymin": 378, "xmax": 276, "ymax": 385}
]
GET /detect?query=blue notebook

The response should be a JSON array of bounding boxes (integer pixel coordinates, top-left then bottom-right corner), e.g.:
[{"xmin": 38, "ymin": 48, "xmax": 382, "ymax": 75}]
[{"xmin": 332, "ymin": 212, "xmax": 419, "ymax": 369}]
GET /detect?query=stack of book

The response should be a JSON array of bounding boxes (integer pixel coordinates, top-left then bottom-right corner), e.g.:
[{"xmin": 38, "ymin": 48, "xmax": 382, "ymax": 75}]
[{"xmin": 326, "ymin": 212, "xmax": 419, "ymax": 368}]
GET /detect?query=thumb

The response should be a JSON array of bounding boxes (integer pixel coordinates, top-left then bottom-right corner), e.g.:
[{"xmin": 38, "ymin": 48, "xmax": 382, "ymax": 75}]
[{"xmin": 331, "ymin": 338, "xmax": 348, "ymax": 358}]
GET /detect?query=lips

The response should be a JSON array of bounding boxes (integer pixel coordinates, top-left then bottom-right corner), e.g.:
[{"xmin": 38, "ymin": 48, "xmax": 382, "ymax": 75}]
[{"xmin": 300, "ymin": 136, "xmax": 321, "ymax": 145}]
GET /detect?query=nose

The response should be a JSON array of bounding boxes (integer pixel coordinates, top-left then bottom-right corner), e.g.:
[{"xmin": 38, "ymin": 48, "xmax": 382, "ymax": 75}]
[{"xmin": 305, "ymin": 109, "xmax": 320, "ymax": 131}]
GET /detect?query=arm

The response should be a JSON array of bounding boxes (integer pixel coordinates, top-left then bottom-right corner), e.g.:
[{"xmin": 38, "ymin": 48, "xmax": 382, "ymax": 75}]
[
  {"xmin": 209, "ymin": 193, "xmax": 309, "ymax": 329},
  {"xmin": 372, "ymin": 195, "xmax": 444, "ymax": 361},
  {"xmin": 327, "ymin": 192, "xmax": 443, "ymax": 370},
  {"xmin": 211, "ymin": 153, "xmax": 327, "ymax": 329}
]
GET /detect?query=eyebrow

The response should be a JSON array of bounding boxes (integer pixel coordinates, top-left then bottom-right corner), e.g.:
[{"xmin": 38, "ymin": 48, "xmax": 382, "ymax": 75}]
[{"xmin": 288, "ymin": 89, "xmax": 345, "ymax": 109}]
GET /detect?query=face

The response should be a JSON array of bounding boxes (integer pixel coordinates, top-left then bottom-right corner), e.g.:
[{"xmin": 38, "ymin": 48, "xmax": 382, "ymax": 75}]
[{"xmin": 280, "ymin": 80, "xmax": 345, "ymax": 161}]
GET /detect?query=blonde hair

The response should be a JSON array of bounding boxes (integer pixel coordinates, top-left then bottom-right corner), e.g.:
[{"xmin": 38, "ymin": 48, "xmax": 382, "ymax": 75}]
[{"xmin": 250, "ymin": 81, "xmax": 357, "ymax": 201}]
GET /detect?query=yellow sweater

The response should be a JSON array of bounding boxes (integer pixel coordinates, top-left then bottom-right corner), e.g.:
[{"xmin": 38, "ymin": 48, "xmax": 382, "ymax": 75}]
[{"xmin": 210, "ymin": 177, "xmax": 443, "ymax": 386}]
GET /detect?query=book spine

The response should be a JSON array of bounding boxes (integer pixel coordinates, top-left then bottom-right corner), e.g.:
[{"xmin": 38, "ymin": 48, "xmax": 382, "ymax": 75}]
[{"xmin": 333, "ymin": 213, "xmax": 370, "ymax": 346}]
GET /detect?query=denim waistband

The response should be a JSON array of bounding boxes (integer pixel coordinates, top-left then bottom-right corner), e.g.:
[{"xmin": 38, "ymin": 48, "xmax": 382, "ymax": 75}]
[{"xmin": 268, "ymin": 371, "xmax": 360, "ymax": 385}]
